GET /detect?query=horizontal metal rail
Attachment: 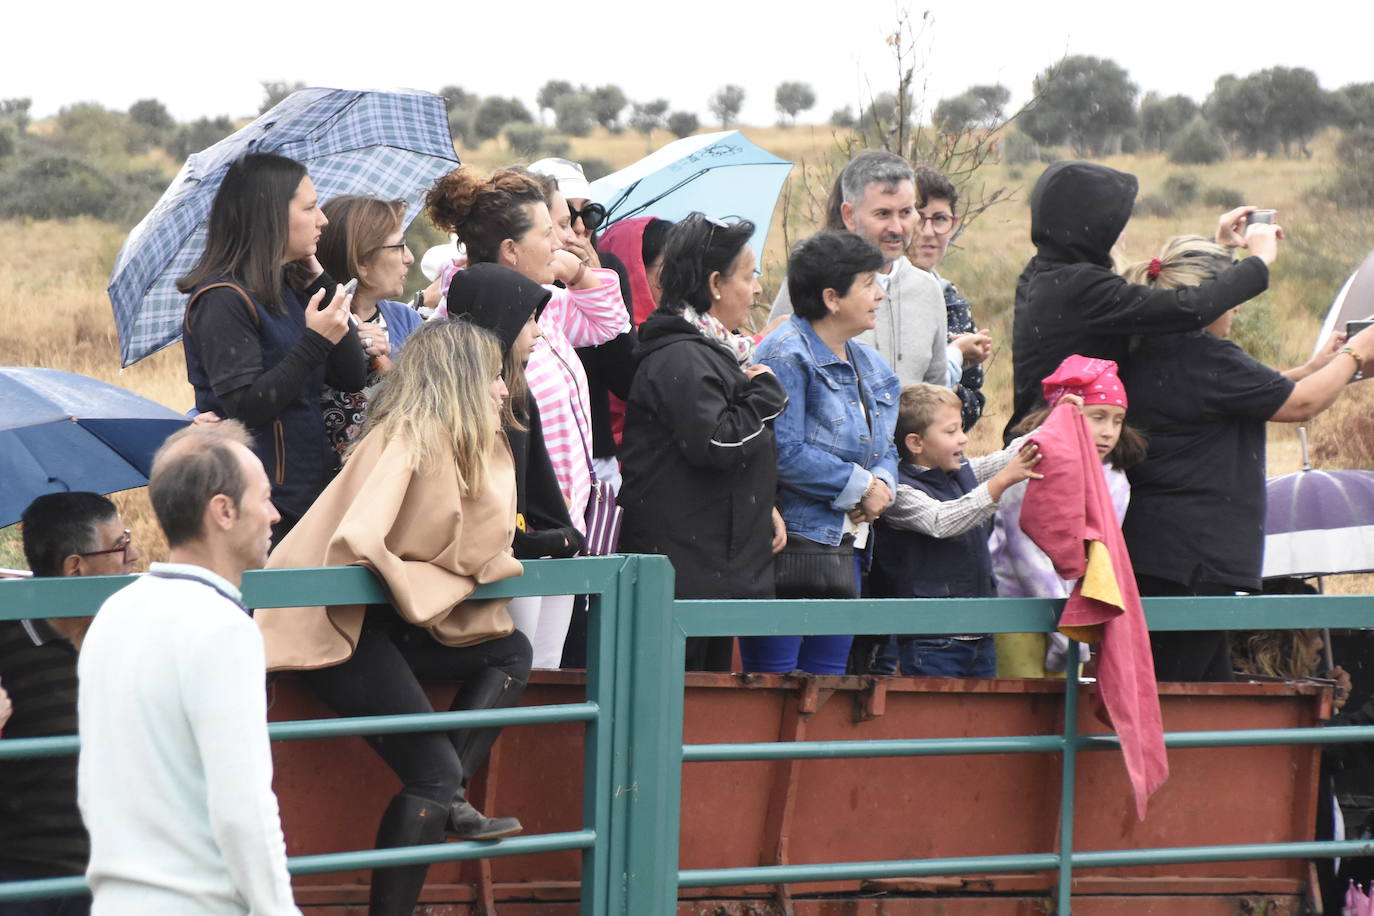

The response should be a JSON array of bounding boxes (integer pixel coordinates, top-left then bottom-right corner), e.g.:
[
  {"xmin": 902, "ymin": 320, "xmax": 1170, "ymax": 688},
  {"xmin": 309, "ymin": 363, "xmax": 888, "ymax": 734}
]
[
  {"xmin": 677, "ymin": 839, "xmax": 1374, "ymax": 889},
  {"xmin": 0, "ymin": 831, "xmax": 598, "ymax": 902},
  {"xmin": 681, "ymin": 724, "xmax": 1374, "ymax": 761},
  {"xmin": 0, "ymin": 702, "xmax": 601, "ymax": 760}
]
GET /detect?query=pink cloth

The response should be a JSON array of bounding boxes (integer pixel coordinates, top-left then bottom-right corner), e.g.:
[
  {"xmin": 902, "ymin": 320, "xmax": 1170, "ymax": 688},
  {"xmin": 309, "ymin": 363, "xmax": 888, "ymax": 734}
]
[
  {"xmin": 1042, "ymin": 354, "xmax": 1128, "ymax": 410},
  {"xmin": 523, "ymin": 268, "xmax": 629, "ymax": 532},
  {"xmin": 1021, "ymin": 402, "xmax": 1167, "ymax": 820},
  {"xmin": 598, "ymin": 217, "xmax": 658, "ymax": 329}
]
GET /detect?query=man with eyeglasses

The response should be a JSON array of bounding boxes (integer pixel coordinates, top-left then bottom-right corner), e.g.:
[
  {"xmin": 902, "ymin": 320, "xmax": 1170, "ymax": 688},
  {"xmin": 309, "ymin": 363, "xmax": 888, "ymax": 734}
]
[
  {"xmin": 0, "ymin": 492, "xmax": 140, "ymax": 915},
  {"xmin": 767, "ymin": 150, "xmax": 950, "ymax": 390}
]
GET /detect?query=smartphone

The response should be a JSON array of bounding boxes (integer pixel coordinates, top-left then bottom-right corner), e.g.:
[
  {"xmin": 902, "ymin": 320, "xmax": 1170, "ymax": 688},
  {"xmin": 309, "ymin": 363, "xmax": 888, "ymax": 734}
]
[
  {"xmin": 341, "ymin": 278, "xmax": 358, "ymax": 297},
  {"xmin": 1246, "ymin": 209, "xmax": 1277, "ymax": 225},
  {"xmin": 1347, "ymin": 320, "xmax": 1374, "ymax": 337}
]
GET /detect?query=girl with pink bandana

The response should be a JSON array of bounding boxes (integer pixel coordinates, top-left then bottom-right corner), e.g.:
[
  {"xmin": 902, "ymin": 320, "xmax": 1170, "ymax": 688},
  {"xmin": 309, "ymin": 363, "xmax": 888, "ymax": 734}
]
[{"xmin": 990, "ymin": 355, "xmax": 1147, "ymax": 677}]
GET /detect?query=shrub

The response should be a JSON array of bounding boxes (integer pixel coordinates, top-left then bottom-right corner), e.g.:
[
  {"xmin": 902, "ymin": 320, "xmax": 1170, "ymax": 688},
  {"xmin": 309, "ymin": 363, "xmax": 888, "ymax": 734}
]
[
  {"xmin": 0, "ymin": 156, "xmax": 116, "ymax": 219},
  {"xmin": 1119, "ymin": 128, "xmax": 1142, "ymax": 155},
  {"xmin": 1168, "ymin": 117, "xmax": 1228, "ymax": 165},
  {"xmin": 1323, "ymin": 129, "xmax": 1374, "ymax": 209},
  {"xmin": 503, "ymin": 123, "xmax": 569, "ymax": 159},
  {"xmin": 1002, "ymin": 130, "xmax": 1041, "ymax": 166},
  {"xmin": 1133, "ymin": 193, "xmax": 1172, "ymax": 218},
  {"xmin": 579, "ymin": 157, "xmax": 613, "ymax": 182},
  {"xmin": 1162, "ymin": 173, "xmax": 1201, "ymax": 207},
  {"xmin": 1202, "ymin": 185, "xmax": 1245, "ymax": 208},
  {"xmin": 474, "ymin": 97, "xmax": 532, "ymax": 142}
]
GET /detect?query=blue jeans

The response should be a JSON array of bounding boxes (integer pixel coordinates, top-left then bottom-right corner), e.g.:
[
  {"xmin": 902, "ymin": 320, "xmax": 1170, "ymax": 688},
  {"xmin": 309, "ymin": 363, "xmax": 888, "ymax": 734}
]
[
  {"xmin": 898, "ymin": 635, "xmax": 996, "ymax": 677},
  {"xmin": 739, "ymin": 634, "xmax": 855, "ymax": 675}
]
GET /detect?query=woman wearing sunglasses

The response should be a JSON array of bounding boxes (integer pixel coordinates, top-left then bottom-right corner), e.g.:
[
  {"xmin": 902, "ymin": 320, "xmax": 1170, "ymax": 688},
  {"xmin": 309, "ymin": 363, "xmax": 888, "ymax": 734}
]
[{"xmin": 314, "ymin": 195, "xmax": 425, "ymax": 453}]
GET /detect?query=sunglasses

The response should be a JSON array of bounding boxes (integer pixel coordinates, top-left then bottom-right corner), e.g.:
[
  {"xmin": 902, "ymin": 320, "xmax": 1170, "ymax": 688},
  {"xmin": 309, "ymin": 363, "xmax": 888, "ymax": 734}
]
[
  {"xmin": 568, "ymin": 201, "xmax": 607, "ymax": 233},
  {"xmin": 77, "ymin": 529, "xmax": 133, "ymax": 566}
]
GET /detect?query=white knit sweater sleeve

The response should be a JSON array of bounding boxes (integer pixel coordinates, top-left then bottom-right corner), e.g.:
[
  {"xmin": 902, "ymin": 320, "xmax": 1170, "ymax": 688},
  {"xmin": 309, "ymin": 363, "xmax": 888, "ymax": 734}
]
[{"xmin": 185, "ymin": 613, "xmax": 300, "ymax": 915}]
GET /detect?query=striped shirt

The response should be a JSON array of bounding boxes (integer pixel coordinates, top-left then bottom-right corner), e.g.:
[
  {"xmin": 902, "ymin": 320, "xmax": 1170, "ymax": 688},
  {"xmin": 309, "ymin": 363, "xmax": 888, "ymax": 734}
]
[
  {"xmin": 883, "ymin": 436, "xmax": 1028, "ymax": 539},
  {"xmin": 0, "ymin": 618, "xmax": 88, "ymax": 875},
  {"xmin": 524, "ymin": 269, "xmax": 629, "ymax": 532}
]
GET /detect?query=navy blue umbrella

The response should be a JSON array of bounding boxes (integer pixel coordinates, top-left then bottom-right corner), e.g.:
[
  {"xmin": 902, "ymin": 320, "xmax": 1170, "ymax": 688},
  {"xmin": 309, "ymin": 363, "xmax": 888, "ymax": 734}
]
[{"xmin": 0, "ymin": 368, "xmax": 189, "ymax": 526}]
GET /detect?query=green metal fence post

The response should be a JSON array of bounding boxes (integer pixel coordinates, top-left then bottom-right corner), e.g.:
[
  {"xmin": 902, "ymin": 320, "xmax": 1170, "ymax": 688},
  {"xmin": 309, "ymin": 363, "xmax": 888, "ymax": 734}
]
[
  {"xmin": 613, "ymin": 554, "xmax": 682, "ymax": 915},
  {"xmin": 1054, "ymin": 642, "xmax": 1081, "ymax": 915},
  {"xmin": 579, "ymin": 557, "xmax": 627, "ymax": 916}
]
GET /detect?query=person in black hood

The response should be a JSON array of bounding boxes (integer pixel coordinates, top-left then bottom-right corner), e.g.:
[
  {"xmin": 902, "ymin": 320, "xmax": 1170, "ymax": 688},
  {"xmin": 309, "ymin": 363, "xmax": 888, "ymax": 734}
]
[
  {"xmin": 618, "ymin": 213, "xmax": 789, "ymax": 672},
  {"xmin": 1005, "ymin": 160, "xmax": 1280, "ymax": 442},
  {"xmin": 447, "ymin": 264, "xmax": 585, "ymax": 659}
]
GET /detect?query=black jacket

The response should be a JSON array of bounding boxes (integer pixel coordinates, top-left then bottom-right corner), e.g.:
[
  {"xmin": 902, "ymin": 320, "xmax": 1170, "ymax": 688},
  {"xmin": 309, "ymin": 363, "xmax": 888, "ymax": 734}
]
[
  {"xmin": 1006, "ymin": 160, "xmax": 1270, "ymax": 441},
  {"xmin": 618, "ymin": 310, "xmax": 788, "ymax": 599},
  {"xmin": 508, "ymin": 400, "xmax": 582, "ymax": 559}
]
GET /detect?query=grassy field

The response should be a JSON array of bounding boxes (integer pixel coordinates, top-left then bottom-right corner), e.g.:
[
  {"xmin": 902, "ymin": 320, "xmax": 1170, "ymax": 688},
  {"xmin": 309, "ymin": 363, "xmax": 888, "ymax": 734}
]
[{"xmin": 2, "ymin": 125, "xmax": 1373, "ymax": 591}]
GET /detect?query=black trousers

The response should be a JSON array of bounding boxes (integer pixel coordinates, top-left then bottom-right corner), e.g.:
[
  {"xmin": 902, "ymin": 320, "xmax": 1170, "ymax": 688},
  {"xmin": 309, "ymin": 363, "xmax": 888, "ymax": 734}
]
[
  {"xmin": 303, "ymin": 607, "xmax": 532, "ymax": 806},
  {"xmin": 1136, "ymin": 574, "xmax": 1236, "ymax": 683}
]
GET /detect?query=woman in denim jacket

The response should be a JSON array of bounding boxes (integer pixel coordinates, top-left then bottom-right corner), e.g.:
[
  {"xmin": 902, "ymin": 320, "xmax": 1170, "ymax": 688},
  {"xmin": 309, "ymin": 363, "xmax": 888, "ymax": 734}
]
[{"xmin": 746, "ymin": 231, "xmax": 901, "ymax": 674}]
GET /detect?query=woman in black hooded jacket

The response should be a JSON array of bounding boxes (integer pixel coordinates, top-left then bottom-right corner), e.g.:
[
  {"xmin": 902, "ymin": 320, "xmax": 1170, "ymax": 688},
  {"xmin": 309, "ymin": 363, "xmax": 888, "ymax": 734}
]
[
  {"xmin": 618, "ymin": 214, "xmax": 788, "ymax": 671},
  {"xmin": 1005, "ymin": 160, "xmax": 1279, "ymax": 441}
]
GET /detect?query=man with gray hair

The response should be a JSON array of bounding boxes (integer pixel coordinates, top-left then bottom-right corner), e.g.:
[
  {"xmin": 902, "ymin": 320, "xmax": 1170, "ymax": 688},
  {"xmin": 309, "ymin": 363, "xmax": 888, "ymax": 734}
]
[
  {"xmin": 77, "ymin": 421, "xmax": 299, "ymax": 915},
  {"xmin": 768, "ymin": 151, "xmax": 948, "ymax": 387}
]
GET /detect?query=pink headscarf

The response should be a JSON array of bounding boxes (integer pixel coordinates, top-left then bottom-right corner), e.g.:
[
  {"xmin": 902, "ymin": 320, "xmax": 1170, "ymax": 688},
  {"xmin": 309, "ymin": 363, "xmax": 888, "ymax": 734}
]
[{"xmin": 1042, "ymin": 355, "xmax": 1128, "ymax": 410}]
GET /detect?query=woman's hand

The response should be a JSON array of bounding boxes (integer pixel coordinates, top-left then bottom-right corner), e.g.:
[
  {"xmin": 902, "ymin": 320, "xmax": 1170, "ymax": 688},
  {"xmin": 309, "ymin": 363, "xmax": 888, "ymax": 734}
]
[
  {"xmin": 552, "ymin": 249, "xmax": 596, "ymax": 289},
  {"xmin": 1242, "ymin": 222, "xmax": 1284, "ymax": 265},
  {"xmin": 0, "ymin": 683, "xmax": 11, "ymax": 732},
  {"xmin": 1216, "ymin": 206, "xmax": 1258, "ymax": 248},
  {"xmin": 305, "ymin": 284, "xmax": 353, "ymax": 344},
  {"xmin": 562, "ymin": 234, "xmax": 602, "ymax": 270},
  {"xmin": 951, "ymin": 329, "xmax": 992, "ymax": 367},
  {"xmin": 849, "ymin": 478, "xmax": 892, "ymax": 524},
  {"xmin": 191, "ymin": 411, "xmax": 222, "ymax": 426},
  {"xmin": 358, "ymin": 326, "xmax": 392, "ymax": 364},
  {"xmin": 770, "ymin": 508, "xmax": 787, "ymax": 554},
  {"xmin": 744, "ymin": 363, "xmax": 774, "ymax": 381}
]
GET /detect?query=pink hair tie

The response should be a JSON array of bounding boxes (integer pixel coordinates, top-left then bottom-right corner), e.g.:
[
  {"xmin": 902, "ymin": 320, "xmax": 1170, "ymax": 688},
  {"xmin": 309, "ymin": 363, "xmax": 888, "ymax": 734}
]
[{"xmin": 1147, "ymin": 257, "xmax": 1162, "ymax": 280}]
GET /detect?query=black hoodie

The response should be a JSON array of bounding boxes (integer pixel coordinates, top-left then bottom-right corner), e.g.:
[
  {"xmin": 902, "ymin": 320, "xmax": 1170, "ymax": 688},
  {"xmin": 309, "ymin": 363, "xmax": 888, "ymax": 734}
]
[
  {"xmin": 1005, "ymin": 161, "xmax": 1270, "ymax": 441},
  {"xmin": 618, "ymin": 309, "xmax": 787, "ymax": 600}
]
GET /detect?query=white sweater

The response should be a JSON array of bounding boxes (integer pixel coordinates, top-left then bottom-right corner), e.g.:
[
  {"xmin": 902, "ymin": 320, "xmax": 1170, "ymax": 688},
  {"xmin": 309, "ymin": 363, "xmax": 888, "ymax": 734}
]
[{"xmin": 77, "ymin": 564, "xmax": 299, "ymax": 915}]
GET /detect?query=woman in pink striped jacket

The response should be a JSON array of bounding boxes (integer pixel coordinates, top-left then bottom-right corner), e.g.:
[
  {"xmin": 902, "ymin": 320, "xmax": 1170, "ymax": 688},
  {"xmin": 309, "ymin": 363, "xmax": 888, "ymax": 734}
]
[{"xmin": 426, "ymin": 167, "xmax": 629, "ymax": 667}]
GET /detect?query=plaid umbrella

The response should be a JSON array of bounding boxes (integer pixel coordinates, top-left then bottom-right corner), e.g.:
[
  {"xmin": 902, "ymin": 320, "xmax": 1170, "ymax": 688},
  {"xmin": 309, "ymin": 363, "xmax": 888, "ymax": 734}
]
[
  {"xmin": 1264, "ymin": 468, "xmax": 1374, "ymax": 578},
  {"xmin": 108, "ymin": 87, "xmax": 458, "ymax": 367}
]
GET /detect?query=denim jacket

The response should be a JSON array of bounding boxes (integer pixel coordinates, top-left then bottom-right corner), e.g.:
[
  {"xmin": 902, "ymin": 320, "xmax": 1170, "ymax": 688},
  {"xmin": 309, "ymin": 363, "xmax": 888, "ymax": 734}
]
[{"xmin": 756, "ymin": 316, "xmax": 901, "ymax": 546}]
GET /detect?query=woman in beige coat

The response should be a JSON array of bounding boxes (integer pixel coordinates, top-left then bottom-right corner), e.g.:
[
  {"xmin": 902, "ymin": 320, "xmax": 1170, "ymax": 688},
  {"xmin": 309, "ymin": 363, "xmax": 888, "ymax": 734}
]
[{"xmin": 257, "ymin": 319, "xmax": 530, "ymax": 916}]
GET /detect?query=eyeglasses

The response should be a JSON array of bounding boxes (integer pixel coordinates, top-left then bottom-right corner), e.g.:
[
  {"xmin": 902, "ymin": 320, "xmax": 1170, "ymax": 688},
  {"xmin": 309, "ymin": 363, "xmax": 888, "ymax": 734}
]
[
  {"xmin": 917, "ymin": 212, "xmax": 957, "ymax": 235},
  {"xmin": 568, "ymin": 201, "xmax": 607, "ymax": 233},
  {"xmin": 373, "ymin": 240, "xmax": 409, "ymax": 254},
  {"xmin": 77, "ymin": 530, "xmax": 133, "ymax": 566}
]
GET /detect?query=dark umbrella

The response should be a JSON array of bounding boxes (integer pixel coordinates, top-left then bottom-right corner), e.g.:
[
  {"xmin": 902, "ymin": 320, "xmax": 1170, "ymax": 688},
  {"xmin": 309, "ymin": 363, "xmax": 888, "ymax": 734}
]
[
  {"xmin": 107, "ymin": 87, "xmax": 459, "ymax": 367},
  {"xmin": 0, "ymin": 367, "xmax": 189, "ymax": 526},
  {"xmin": 1264, "ymin": 467, "xmax": 1374, "ymax": 580}
]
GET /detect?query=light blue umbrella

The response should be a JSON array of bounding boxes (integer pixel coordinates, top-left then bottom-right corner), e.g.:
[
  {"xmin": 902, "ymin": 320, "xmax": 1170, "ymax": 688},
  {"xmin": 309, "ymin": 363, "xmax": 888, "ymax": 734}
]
[
  {"xmin": 0, "ymin": 368, "xmax": 189, "ymax": 527},
  {"xmin": 587, "ymin": 130, "xmax": 793, "ymax": 262},
  {"xmin": 108, "ymin": 88, "xmax": 459, "ymax": 367}
]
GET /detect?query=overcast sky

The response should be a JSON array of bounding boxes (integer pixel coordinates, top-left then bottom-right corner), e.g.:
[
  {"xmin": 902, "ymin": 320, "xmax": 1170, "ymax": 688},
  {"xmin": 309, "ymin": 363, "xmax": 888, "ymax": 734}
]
[{"xmin": 8, "ymin": 1, "xmax": 1370, "ymax": 124}]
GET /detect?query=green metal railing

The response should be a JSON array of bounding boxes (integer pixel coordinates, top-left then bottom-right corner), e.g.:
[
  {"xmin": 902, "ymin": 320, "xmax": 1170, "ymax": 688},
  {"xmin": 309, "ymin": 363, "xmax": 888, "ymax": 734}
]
[{"xmin": 2, "ymin": 555, "xmax": 1372, "ymax": 914}]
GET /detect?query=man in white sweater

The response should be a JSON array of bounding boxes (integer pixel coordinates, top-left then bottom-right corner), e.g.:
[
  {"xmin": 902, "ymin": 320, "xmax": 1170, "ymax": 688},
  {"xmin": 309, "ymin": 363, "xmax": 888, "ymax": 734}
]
[
  {"xmin": 768, "ymin": 150, "xmax": 950, "ymax": 387},
  {"xmin": 77, "ymin": 421, "xmax": 299, "ymax": 915}
]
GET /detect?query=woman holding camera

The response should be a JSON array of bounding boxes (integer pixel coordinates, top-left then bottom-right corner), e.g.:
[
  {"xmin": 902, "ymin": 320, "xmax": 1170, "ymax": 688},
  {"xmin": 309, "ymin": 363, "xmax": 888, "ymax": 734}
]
[
  {"xmin": 178, "ymin": 153, "xmax": 367, "ymax": 540},
  {"xmin": 1120, "ymin": 229, "xmax": 1374, "ymax": 681}
]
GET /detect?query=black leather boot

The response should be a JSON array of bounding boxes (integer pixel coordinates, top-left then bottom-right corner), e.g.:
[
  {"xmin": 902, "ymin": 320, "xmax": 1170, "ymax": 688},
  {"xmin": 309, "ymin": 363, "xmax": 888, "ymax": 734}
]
[
  {"xmin": 448, "ymin": 668, "xmax": 526, "ymax": 786},
  {"xmin": 446, "ymin": 788, "xmax": 523, "ymax": 840},
  {"xmin": 369, "ymin": 792, "xmax": 448, "ymax": 915}
]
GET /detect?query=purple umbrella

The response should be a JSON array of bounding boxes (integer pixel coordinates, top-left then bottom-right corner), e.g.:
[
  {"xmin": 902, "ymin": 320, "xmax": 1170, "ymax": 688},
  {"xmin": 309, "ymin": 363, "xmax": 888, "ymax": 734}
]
[{"xmin": 1264, "ymin": 467, "xmax": 1374, "ymax": 578}]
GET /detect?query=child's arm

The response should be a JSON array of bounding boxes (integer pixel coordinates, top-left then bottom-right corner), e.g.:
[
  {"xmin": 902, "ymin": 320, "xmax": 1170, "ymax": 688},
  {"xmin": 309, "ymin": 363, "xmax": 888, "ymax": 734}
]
[
  {"xmin": 968, "ymin": 434, "xmax": 1029, "ymax": 483},
  {"xmin": 887, "ymin": 445, "xmax": 1041, "ymax": 538}
]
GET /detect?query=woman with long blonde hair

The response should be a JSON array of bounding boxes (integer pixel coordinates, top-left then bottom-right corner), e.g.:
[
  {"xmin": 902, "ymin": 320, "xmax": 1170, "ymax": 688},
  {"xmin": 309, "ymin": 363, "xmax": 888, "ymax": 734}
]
[{"xmin": 258, "ymin": 319, "xmax": 532, "ymax": 915}]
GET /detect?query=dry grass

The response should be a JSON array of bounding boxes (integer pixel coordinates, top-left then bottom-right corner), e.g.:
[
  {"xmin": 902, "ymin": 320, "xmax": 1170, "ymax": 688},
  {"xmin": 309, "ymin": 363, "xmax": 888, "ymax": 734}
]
[{"xmin": 2, "ymin": 129, "xmax": 1373, "ymax": 590}]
